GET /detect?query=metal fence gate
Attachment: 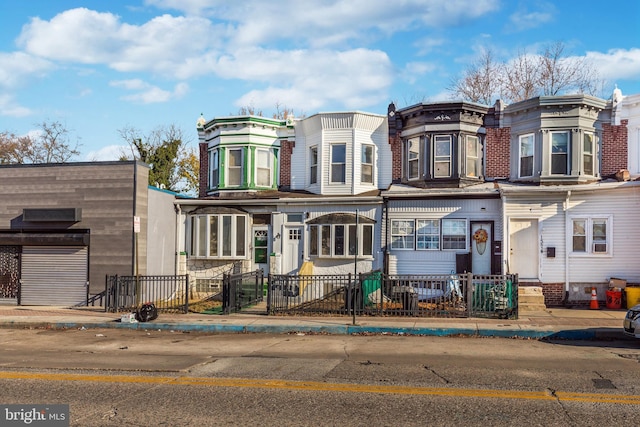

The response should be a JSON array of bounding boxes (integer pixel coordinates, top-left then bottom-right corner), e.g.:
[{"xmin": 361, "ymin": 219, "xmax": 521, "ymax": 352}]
[{"xmin": 222, "ymin": 269, "xmax": 264, "ymax": 314}]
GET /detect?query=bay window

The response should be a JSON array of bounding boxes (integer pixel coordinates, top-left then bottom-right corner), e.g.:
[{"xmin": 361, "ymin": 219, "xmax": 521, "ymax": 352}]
[
  {"xmin": 310, "ymin": 146, "xmax": 318, "ymax": 185},
  {"xmin": 551, "ymin": 131, "xmax": 569, "ymax": 175},
  {"xmin": 227, "ymin": 148, "xmax": 243, "ymax": 186},
  {"xmin": 309, "ymin": 223, "xmax": 374, "ymax": 257},
  {"xmin": 331, "ymin": 144, "xmax": 346, "ymax": 183},
  {"xmin": 407, "ymin": 137, "xmax": 421, "ymax": 180},
  {"xmin": 434, "ymin": 135, "xmax": 452, "ymax": 178},
  {"xmin": 209, "ymin": 149, "xmax": 219, "ymax": 188},
  {"xmin": 255, "ymin": 148, "xmax": 271, "ymax": 187},
  {"xmin": 190, "ymin": 214, "xmax": 247, "ymax": 258},
  {"xmin": 583, "ymin": 133, "xmax": 594, "ymax": 176},
  {"xmin": 362, "ymin": 145, "xmax": 374, "ymax": 184},
  {"xmin": 466, "ymin": 136, "xmax": 479, "ymax": 177}
]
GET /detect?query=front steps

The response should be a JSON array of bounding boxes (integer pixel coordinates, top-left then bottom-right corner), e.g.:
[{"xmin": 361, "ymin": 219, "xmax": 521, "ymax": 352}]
[{"xmin": 518, "ymin": 286, "xmax": 547, "ymax": 312}]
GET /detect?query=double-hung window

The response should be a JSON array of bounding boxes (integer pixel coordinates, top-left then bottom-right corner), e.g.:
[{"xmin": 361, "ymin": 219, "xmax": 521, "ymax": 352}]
[
  {"xmin": 310, "ymin": 146, "xmax": 318, "ymax": 185},
  {"xmin": 466, "ymin": 136, "xmax": 479, "ymax": 177},
  {"xmin": 227, "ymin": 148, "xmax": 243, "ymax": 186},
  {"xmin": 434, "ymin": 135, "xmax": 452, "ymax": 178},
  {"xmin": 209, "ymin": 149, "xmax": 219, "ymax": 188},
  {"xmin": 551, "ymin": 131, "xmax": 569, "ymax": 175},
  {"xmin": 442, "ymin": 219, "xmax": 466, "ymax": 250},
  {"xmin": 416, "ymin": 220, "xmax": 439, "ymax": 250},
  {"xmin": 519, "ymin": 134, "xmax": 534, "ymax": 177},
  {"xmin": 331, "ymin": 144, "xmax": 346, "ymax": 183},
  {"xmin": 391, "ymin": 220, "xmax": 415, "ymax": 249},
  {"xmin": 361, "ymin": 145, "xmax": 374, "ymax": 184},
  {"xmin": 407, "ymin": 137, "xmax": 421, "ymax": 180},
  {"xmin": 571, "ymin": 217, "xmax": 610, "ymax": 255},
  {"xmin": 190, "ymin": 214, "xmax": 247, "ymax": 258},
  {"xmin": 583, "ymin": 133, "xmax": 594, "ymax": 176},
  {"xmin": 309, "ymin": 223, "xmax": 374, "ymax": 257},
  {"xmin": 255, "ymin": 148, "xmax": 271, "ymax": 187}
]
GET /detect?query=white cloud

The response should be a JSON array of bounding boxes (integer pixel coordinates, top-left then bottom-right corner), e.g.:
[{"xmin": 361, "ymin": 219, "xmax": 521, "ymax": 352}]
[
  {"xmin": 110, "ymin": 79, "xmax": 190, "ymax": 104},
  {"xmin": 16, "ymin": 8, "xmax": 222, "ymax": 77},
  {"xmin": 401, "ymin": 62, "xmax": 437, "ymax": 85},
  {"xmin": 85, "ymin": 145, "xmax": 128, "ymax": 161},
  {"xmin": 0, "ymin": 94, "xmax": 32, "ymax": 117},
  {"xmin": 583, "ymin": 48, "xmax": 640, "ymax": 82},
  {"xmin": 0, "ymin": 52, "xmax": 53, "ymax": 88},
  {"xmin": 508, "ymin": 2, "xmax": 555, "ymax": 32}
]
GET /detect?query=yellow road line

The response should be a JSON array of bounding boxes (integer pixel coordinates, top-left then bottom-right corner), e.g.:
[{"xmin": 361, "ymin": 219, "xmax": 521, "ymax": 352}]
[{"xmin": 1, "ymin": 371, "xmax": 639, "ymax": 405}]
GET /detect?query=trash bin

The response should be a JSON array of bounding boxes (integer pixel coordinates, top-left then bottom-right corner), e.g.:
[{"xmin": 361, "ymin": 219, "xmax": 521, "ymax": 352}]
[
  {"xmin": 605, "ymin": 290, "xmax": 622, "ymax": 309},
  {"xmin": 625, "ymin": 287, "xmax": 640, "ymax": 309},
  {"xmin": 345, "ymin": 286, "xmax": 363, "ymax": 312},
  {"xmin": 402, "ymin": 292, "xmax": 418, "ymax": 315}
]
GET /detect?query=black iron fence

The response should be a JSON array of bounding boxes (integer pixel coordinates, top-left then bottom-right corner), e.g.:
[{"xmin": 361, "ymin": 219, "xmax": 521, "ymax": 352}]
[
  {"xmin": 268, "ymin": 272, "xmax": 518, "ymax": 319},
  {"xmin": 104, "ymin": 275, "xmax": 189, "ymax": 313},
  {"xmin": 222, "ymin": 269, "xmax": 264, "ymax": 314}
]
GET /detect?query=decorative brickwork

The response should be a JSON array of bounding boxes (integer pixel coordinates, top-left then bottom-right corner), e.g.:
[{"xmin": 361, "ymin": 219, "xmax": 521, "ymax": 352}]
[
  {"xmin": 279, "ymin": 140, "xmax": 294, "ymax": 189},
  {"xmin": 601, "ymin": 119, "xmax": 628, "ymax": 177},
  {"xmin": 389, "ymin": 133, "xmax": 402, "ymax": 182},
  {"xmin": 199, "ymin": 142, "xmax": 208, "ymax": 198},
  {"xmin": 485, "ymin": 127, "xmax": 511, "ymax": 179}
]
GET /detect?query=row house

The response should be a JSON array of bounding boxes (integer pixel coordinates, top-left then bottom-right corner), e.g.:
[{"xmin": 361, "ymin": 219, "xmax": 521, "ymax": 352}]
[
  {"xmin": 179, "ymin": 112, "xmax": 390, "ymax": 298},
  {"xmin": 181, "ymin": 87, "xmax": 637, "ymax": 307}
]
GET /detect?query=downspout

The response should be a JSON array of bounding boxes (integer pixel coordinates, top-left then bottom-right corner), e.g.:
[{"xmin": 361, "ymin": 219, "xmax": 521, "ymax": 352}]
[
  {"xmin": 174, "ymin": 202, "xmax": 182, "ymax": 276},
  {"xmin": 383, "ymin": 197, "xmax": 389, "ymax": 275},
  {"xmin": 564, "ymin": 190, "xmax": 571, "ymax": 305},
  {"xmin": 499, "ymin": 188, "xmax": 507, "ymax": 274}
]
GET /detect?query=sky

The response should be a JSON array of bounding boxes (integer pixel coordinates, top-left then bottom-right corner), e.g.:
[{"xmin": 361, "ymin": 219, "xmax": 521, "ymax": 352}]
[{"xmin": 1, "ymin": 0, "xmax": 639, "ymax": 161}]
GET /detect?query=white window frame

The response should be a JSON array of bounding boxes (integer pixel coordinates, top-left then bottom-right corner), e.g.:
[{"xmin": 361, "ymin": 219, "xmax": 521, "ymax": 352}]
[
  {"xmin": 255, "ymin": 148, "xmax": 272, "ymax": 187},
  {"xmin": 189, "ymin": 214, "xmax": 248, "ymax": 259},
  {"xmin": 330, "ymin": 144, "xmax": 347, "ymax": 184},
  {"xmin": 209, "ymin": 149, "xmax": 219, "ymax": 189},
  {"xmin": 442, "ymin": 219, "xmax": 466, "ymax": 250},
  {"xmin": 434, "ymin": 135, "xmax": 452, "ymax": 178},
  {"xmin": 519, "ymin": 134, "xmax": 535, "ymax": 178},
  {"xmin": 309, "ymin": 146, "xmax": 318, "ymax": 185},
  {"xmin": 226, "ymin": 147, "xmax": 244, "ymax": 187},
  {"xmin": 308, "ymin": 223, "xmax": 374, "ymax": 258},
  {"xmin": 570, "ymin": 216, "xmax": 612, "ymax": 256},
  {"xmin": 391, "ymin": 220, "xmax": 415, "ymax": 250},
  {"xmin": 550, "ymin": 131, "xmax": 570, "ymax": 175},
  {"xmin": 361, "ymin": 145, "xmax": 374, "ymax": 184},
  {"xmin": 416, "ymin": 219, "xmax": 440, "ymax": 250},
  {"xmin": 406, "ymin": 137, "xmax": 421, "ymax": 180}
]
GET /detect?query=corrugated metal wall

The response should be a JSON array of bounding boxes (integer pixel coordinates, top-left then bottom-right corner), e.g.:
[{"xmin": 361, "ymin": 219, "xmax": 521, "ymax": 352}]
[{"xmin": 21, "ymin": 246, "xmax": 88, "ymax": 306}]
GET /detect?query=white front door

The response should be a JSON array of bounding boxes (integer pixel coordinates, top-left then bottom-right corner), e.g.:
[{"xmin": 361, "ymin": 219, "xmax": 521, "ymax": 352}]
[
  {"xmin": 252, "ymin": 226, "xmax": 269, "ymax": 275},
  {"xmin": 509, "ymin": 219, "xmax": 538, "ymax": 279},
  {"xmin": 471, "ymin": 222, "xmax": 492, "ymax": 275},
  {"xmin": 282, "ymin": 226, "xmax": 303, "ymax": 275}
]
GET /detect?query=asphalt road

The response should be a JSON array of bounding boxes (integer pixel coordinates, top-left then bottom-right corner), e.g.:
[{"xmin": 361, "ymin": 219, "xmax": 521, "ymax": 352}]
[{"xmin": 1, "ymin": 328, "xmax": 639, "ymax": 426}]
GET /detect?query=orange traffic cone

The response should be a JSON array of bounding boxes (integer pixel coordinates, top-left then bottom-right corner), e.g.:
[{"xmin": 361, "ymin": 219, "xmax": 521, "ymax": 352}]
[{"xmin": 590, "ymin": 287, "xmax": 599, "ymax": 310}]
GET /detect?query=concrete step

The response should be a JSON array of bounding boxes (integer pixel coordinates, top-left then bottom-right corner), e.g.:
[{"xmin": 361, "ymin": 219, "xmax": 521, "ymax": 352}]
[
  {"xmin": 518, "ymin": 286, "xmax": 543, "ymax": 295},
  {"xmin": 519, "ymin": 294, "xmax": 546, "ymax": 304},
  {"xmin": 518, "ymin": 303, "xmax": 548, "ymax": 312}
]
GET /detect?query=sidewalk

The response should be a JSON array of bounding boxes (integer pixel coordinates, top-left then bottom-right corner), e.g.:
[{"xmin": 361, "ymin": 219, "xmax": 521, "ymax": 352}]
[{"xmin": 0, "ymin": 305, "xmax": 631, "ymax": 341}]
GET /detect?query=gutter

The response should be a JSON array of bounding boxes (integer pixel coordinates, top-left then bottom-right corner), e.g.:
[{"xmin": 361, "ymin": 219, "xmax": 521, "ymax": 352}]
[{"xmin": 173, "ymin": 196, "xmax": 384, "ymax": 207}]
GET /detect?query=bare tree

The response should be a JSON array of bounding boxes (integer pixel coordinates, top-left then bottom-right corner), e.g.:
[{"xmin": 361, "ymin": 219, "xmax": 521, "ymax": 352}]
[
  {"xmin": 448, "ymin": 42, "xmax": 604, "ymax": 104},
  {"xmin": 501, "ymin": 49, "xmax": 540, "ymax": 103},
  {"xmin": 0, "ymin": 121, "xmax": 80, "ymax": 164},
  {"xmin": 448, "ymin": 48, "xmax": 501, "ymax": 105}
]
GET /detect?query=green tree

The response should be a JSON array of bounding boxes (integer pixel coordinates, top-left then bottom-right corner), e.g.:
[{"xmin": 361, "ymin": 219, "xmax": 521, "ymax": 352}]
[{"xmin": 118, "ymin": 124, "xmax": 199, "ymax": 194}]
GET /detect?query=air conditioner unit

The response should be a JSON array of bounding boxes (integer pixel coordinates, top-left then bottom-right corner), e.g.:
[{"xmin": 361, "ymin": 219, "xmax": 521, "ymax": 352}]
[{"xmin": 593, "ymin": 243, "xmax": 607, "ymax": 253}]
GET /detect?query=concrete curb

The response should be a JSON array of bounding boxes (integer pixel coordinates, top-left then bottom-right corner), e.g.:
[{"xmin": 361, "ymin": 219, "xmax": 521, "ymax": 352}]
[{"xmin": 0, "ymin": 320, "xmax": 631, "ymax": 341}]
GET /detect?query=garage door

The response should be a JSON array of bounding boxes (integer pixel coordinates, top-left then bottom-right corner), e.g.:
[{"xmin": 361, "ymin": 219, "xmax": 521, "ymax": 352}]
[{"xmin": 21, "ymin": 246, "xmax": 88, "ymax": 306}]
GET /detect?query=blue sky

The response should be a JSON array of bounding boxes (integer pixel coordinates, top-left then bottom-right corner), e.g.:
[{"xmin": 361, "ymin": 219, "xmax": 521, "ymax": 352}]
[{"xmin": 1, "ymin": 0, "xmax": 639, "ymax": 160}]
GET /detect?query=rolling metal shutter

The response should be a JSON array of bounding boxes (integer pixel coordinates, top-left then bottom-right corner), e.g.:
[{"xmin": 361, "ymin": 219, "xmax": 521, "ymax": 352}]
[{"xmin": 21, "ymin": 246, "xmax": 88, "ymax": 306}]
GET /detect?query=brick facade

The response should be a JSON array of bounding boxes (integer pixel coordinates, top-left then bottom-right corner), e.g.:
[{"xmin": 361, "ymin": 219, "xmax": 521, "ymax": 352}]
[
  {"xmin": 389, "ymin": 133, "xmax": 402, "ymax": 182},
  {"xmin": 199, "ymin": 142, "xmax": 208, "ymax": 198},
  {"xmin": 601, "ymin": 119, "xmax": 628, "ymax": 177},
  {"xmin": 485, "ymin": 127, "xmax": 511, "ymax": 179},
  {"xmin": 541, "ymin": 282, "xmax": 564, "ymax": 307},
  {"xmin": 279, "ymin": 140, "xmax": 294, "ymax": 189}
]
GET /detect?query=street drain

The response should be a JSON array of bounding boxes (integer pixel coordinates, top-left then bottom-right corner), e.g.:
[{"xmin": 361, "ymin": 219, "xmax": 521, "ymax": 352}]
[{"xmin": 592, "ymin": 378, "xmax": 616, "ymax": 389}]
